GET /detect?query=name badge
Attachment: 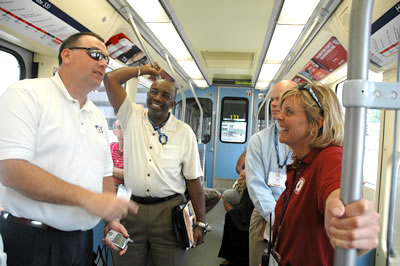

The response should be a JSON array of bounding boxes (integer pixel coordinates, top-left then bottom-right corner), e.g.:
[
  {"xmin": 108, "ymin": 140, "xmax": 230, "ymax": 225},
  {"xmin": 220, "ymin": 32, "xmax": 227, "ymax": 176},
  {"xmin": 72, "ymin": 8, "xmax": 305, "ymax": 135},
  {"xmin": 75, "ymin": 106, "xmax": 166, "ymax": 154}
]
[{"xmin": 268, "ymin": 172, "xmax": 286, "ymax": 187}]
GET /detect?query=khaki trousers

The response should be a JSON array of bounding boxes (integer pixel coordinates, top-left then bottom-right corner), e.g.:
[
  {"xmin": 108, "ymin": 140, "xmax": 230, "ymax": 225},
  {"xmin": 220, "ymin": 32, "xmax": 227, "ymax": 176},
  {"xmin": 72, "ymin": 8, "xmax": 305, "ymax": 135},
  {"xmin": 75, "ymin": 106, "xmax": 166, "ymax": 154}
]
[
  {"xmin": 249, "ymin": 208, "xmax": 269, "ymax": 266},
  {"xmin": 113, "ymin": 195, "xmax": 186, "ymax": 266}
]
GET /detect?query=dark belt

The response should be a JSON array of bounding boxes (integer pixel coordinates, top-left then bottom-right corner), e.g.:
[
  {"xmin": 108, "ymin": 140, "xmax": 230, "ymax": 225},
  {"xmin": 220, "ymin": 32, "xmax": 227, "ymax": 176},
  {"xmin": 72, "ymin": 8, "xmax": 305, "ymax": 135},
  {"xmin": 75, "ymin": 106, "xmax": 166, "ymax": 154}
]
[
  {"xmin": 1, "ymin": 211, "xmax": 59, "ymax": 231},
  {"xmin": 131, "ymin": 193, "xmax": 180, "ymax": 204}
]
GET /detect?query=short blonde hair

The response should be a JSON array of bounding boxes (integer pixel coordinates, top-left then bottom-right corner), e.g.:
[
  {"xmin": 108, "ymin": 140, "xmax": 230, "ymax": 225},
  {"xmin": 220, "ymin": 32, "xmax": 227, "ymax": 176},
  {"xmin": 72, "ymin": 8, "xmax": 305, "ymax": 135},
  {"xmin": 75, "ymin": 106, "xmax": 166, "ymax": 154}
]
[{"xmin": 279, "ymin": 83, "xmax": 344, "ymax": 150}]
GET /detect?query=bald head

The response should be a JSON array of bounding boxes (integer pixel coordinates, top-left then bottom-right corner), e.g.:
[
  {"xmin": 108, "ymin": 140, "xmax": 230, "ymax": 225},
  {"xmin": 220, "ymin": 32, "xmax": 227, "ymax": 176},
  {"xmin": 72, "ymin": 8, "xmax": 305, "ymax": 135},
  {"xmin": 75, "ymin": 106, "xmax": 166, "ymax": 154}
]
[
  {"xmin": 272, "ymin": 80, "xmax": 297, "ymax": 96},
  {"xmin": 270, "ymin": 80, "xmax": 297, "ymax": 120},
  {"xmin": 151, "ymin": 79, "xmax": 176, "ymax": 95}
]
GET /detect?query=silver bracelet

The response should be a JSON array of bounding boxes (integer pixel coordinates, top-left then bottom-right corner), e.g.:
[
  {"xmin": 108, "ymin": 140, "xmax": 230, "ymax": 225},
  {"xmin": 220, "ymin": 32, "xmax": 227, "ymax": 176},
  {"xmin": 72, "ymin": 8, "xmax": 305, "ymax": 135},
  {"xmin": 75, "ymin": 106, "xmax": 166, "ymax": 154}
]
[{"xmin": 137, "ymin": 67, "xmax": 141, "ymax": 77}]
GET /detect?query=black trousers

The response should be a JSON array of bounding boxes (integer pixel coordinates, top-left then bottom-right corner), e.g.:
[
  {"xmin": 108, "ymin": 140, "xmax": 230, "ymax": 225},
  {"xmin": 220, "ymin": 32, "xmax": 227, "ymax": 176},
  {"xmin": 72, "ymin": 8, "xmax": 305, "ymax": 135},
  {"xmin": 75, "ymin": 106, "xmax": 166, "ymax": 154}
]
[{"xmin": 0, "ymin": 217, "xmax": 93, "ymax": 266}]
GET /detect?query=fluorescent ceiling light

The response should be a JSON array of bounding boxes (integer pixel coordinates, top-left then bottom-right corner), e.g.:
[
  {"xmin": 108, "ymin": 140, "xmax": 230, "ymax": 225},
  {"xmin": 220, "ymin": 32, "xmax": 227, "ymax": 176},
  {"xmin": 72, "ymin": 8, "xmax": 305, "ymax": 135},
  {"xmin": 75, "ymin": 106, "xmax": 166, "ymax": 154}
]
[
  {"xmin": 147, "ymin": 22, "xmax": 192, "ymax": 60},
  {"xmin": 259, "ymin": 64, "xmax": 281, "ymax": 81},
  {"xmin": 265, "ymin": 25, "xmax": 304, "ymax": 64},
  {"xmin": 127, "ymin": 0, "xmax": 169, "ymax": 23},
  {"xmin": 193, "ymin": 80, "xmax": 208, "ymax": 88},
  {"xmin": 255, "ymin": 81, "xmax": 270, "ymax": 90},
  {"xmin": 128, "ymin": 1, "xmax": 207, "ymax": 86},
  {"xmin": 178, "ymin": 60, "xmax": 203, "ymax": 80},
  {"xmin": 278, "ymin": 0, "xmax": 320, "ymax": 24}
]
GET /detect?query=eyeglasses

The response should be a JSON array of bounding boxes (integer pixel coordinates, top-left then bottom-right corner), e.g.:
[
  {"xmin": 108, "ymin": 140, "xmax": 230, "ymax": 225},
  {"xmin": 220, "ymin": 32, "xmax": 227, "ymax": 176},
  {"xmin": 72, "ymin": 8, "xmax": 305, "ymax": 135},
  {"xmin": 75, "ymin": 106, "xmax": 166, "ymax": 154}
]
[
  {"xmin": 149, "ymin": 89, "xmax": 174, "ymax": 101},
  {"xmin": 68, "ymin": 47, "xmax": 109, "ymax": 64},
  {"xmin": 297, "ymin": 83, "xmax": 324, "ymax": 116}
]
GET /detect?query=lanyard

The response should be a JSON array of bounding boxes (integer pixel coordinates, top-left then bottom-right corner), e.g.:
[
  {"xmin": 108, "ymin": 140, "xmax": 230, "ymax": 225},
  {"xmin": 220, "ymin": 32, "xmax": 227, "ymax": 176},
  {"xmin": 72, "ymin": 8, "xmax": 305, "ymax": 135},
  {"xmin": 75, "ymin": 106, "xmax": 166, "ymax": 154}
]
[
  {"xmin": 148, "ymin": 113, "xmax": 169, "ymax": 145},
  {"xmin": 273, "ymin": 158, "xmax": 304, "ymax": 247},
  {"xmin": 274, "ymin": 126, "xmax": 291, "ymax": 168}
]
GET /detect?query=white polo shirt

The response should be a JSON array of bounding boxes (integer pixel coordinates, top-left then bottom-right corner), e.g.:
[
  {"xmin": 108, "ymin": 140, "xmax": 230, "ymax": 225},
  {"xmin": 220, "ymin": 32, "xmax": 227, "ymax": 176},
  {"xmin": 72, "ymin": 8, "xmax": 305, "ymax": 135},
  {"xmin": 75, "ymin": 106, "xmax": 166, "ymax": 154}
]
[
  {"xmin": 0, "ymin": 73, "xmax": 113, "ymax": 231},
  {"xmin": 117, "ymin": 95, "xmax": 203, "ymax": 197}
]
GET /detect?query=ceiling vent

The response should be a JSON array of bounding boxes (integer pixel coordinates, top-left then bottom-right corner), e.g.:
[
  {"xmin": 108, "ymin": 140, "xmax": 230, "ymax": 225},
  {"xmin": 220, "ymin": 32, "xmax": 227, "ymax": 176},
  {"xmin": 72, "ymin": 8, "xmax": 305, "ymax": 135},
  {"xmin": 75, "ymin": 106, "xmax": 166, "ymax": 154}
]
[{"xmin": 201, "ymin": 51, "xmax": 254, "ymax": 68}]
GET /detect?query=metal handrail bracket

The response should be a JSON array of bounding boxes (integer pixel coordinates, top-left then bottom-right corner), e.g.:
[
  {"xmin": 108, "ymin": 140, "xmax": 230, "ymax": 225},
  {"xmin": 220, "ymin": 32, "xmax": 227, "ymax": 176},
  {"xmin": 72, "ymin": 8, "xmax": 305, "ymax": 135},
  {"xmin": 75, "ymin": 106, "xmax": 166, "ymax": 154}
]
[{"xmin": 342, "ymin": 80, "xmax": 400, "ymax": 110}]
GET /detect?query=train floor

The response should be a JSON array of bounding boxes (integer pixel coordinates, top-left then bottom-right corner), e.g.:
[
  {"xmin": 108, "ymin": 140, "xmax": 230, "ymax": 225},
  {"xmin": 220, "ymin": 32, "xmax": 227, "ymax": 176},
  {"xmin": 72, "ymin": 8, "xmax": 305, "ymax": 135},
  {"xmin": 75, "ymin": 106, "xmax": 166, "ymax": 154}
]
[
  {"xmin": 186, "ymin": 199, "xmax": 226, "ymax": 266},
  {"xmin": 95, "ymin": 198, "xmax": 228, "ymax": 266}
]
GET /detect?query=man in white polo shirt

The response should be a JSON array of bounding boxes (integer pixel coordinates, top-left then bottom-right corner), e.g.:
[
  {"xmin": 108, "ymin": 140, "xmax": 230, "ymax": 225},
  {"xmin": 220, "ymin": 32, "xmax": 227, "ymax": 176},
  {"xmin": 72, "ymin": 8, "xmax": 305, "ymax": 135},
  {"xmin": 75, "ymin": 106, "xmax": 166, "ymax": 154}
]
[
  {"xmin": 104, "ymin": 67, "xmax": 207, "ymax": 266},
  {"xmin": 0, "ymin": 32, "xmax": 138, "ymax": 265}
]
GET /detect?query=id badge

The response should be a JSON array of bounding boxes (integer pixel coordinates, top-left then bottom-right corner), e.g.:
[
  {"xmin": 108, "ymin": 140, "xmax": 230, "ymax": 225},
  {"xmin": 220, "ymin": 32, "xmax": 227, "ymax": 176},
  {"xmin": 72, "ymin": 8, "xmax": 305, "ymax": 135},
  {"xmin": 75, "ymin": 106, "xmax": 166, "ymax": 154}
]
[{"xmin": 267, "ymin": 171, "xmax": 286, "ymax": 187}]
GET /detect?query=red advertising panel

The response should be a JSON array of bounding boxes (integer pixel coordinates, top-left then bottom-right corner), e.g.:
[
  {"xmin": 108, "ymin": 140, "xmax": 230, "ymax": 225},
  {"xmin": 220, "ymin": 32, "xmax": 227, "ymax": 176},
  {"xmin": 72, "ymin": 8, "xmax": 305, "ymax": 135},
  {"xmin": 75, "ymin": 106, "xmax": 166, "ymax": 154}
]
[
  {"xmin": 299, "ymin": 59, "xmax": 331, "ymax": 81},
  {"xmin": 292, "ymin": 75, "xmax": 307, "ymax": 84},
  {"xmin": 294, "ymin": 36, "xmax": 347, "ymax": 82},
  {"xmin": 106, "ymin": 33, "xmax": 149, "ymax": 66}
]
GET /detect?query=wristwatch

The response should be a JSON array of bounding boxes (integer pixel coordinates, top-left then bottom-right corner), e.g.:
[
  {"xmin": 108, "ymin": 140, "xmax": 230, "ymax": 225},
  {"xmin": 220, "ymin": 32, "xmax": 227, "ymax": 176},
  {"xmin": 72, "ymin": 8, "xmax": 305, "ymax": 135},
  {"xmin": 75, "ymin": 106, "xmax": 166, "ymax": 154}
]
[{"xmin": 195, "ymin": 222, "xmax": 209, "ymax": 233}]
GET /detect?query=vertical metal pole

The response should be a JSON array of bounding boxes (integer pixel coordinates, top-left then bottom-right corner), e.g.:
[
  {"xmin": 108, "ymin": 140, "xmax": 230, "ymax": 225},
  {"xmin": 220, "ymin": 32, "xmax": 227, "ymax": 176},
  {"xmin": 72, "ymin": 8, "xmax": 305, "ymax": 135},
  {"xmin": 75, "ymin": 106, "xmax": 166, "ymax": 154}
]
[
  {"xmin": 180, "ymin": 88, "xmax": 186, "ymax": 122},
  {"xmin": 386, "ymin": 43, "xmax": 400, "ymax": 265},
  {"xmin": 334, "ymin": 0, "xmax": 374, "ymax": 265},
  {"xmin": 188, "ymin": 82, "xmax": 203, "ymax": 143}
]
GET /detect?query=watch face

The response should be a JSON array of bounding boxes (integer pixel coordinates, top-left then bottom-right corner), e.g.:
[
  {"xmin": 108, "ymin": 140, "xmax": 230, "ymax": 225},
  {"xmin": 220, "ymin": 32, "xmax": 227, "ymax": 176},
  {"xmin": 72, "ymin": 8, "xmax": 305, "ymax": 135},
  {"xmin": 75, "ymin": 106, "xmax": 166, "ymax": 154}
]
[{"xmin": 197, "ymin": 222, "xmax": 207, "ymax": 228}]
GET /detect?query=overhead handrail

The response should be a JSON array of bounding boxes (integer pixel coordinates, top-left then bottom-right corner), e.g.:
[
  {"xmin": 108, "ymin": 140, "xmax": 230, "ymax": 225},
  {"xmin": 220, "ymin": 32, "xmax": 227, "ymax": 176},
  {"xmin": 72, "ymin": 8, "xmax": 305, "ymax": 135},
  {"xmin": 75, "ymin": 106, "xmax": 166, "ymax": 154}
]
[
  {"xmin": 164, "ymin": 52, "xmax": 186, "ymax": 122},
  {"xmin": 125, "ymin": 13, "xmax": 155, "ymax": 66},
  {"xmin": 164, "ymin": 52, "xmax": 177, "ymax": 83},
  {"xmin": 164, "ymin": 51, "xmax": 203, "ymax": 143},
  {"xmin": 180, "ymin": 87, "xmax": 187, "ymax": 122}
]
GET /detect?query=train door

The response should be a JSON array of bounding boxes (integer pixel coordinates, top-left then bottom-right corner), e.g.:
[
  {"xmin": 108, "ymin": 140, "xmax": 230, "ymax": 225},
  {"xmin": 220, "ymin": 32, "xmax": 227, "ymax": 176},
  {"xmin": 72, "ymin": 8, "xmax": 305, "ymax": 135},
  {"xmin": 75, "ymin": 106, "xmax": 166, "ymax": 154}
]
[
  {"xmin": 252, "ymin": 89, "xmax": 270, "ymax": 133},
  {"xmin": 174, "ymin": 86, "xmax": 217, "ymax": 188},
  {"xmin": 213, "ymin": 87, "xmax": 254, "ymax": 188}
]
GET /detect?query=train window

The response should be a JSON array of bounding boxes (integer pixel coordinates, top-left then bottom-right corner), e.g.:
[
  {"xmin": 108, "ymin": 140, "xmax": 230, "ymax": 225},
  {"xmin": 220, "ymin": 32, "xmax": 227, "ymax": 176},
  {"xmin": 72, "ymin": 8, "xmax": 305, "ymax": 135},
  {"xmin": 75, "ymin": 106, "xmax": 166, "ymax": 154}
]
[
  {"xmin": 257, "ymin": 101, "xmax": 268, "ymax": 132},
  {"xmin": 336, "ymin": 81, "xmax": 381, "ymax": 186},
  {"xmin": 174, "ymin": 98, "xmax": 213, "ymax": 144},
  {"xmin": 220, "ymin": 97, "xmax": 249, "ymax": 143},
  {"xmin": 0, "ymin": 49, "xmax": 22, "ymax": 96}
]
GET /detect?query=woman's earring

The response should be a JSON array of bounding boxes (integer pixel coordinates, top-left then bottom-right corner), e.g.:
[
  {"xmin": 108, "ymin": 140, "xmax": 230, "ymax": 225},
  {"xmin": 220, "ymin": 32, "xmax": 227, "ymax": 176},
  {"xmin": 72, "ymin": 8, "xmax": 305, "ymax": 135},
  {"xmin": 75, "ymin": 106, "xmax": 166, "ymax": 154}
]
[{"xmin": 310, "ymin": 131, "xmax": 314, "ymax": 137}]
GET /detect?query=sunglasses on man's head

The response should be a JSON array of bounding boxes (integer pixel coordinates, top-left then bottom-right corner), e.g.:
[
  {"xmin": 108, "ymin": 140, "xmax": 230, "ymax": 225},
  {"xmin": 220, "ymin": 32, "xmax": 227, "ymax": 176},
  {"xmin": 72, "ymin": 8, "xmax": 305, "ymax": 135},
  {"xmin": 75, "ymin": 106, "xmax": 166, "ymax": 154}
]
[
  {"xmin": 68, "ymin": 47, "xmax": 110, "ymax": 64},
  {"xmin": 297, "ymin": 83, "xmax": 324, "ymax": 117}
]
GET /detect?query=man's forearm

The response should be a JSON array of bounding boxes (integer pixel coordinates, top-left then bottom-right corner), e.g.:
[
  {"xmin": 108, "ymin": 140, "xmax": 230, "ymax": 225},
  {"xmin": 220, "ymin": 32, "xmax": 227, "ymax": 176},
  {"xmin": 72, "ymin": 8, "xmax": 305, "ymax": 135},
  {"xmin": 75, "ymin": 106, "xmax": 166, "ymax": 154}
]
[
  {"xmin": 103, "ymin": 176, "xmax": 116, "ymax": 193},
  {"xmin": 0, "ymin": 159, "xmax": 92, "ymax": 207},
  {"xmin": 186, "ymin": 178, "xmax": 206, "ymax": 223}
]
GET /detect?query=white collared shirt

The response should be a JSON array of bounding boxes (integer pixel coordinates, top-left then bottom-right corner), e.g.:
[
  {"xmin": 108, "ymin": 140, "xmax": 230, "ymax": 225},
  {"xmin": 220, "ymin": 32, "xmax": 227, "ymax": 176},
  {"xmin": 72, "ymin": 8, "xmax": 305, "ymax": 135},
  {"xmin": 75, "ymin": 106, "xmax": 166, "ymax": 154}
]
[
  {"xmin": 117, "ymin": 95, "xmax": 203, "ymax": 197},
  {"xmin": 0, "ymin": 73, "xmax": 113, "ymax": 231}
]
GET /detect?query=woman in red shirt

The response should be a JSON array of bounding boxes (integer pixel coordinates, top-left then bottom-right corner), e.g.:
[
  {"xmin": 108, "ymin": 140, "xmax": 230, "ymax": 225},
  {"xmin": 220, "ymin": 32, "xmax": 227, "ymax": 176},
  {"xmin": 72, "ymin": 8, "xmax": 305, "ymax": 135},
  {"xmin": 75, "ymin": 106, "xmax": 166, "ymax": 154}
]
[{"xmin": 270, "ymin": 83, "xmax": 379, "ymax": 265}]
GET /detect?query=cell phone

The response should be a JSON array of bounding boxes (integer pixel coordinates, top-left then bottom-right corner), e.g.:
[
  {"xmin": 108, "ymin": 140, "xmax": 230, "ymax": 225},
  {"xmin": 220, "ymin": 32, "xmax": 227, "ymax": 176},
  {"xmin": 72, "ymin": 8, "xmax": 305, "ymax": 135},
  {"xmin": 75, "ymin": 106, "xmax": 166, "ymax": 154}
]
[
  {"xmin": 117, "ymin": 185, "xmax": 132, "ymax": 202},
  {"xmin": 105, "ymin": 230, "xmax": 133, "ymax": 249}
]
